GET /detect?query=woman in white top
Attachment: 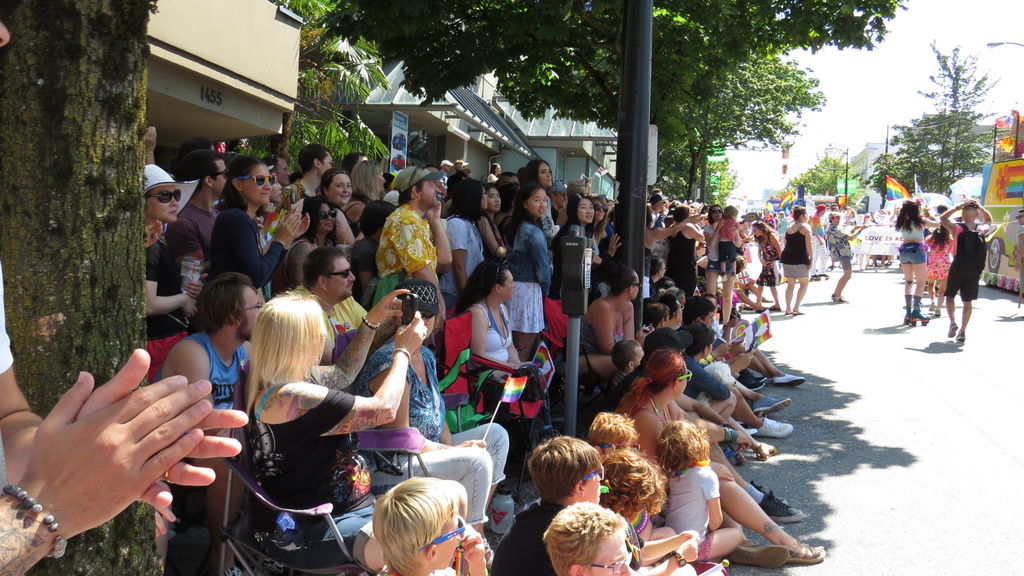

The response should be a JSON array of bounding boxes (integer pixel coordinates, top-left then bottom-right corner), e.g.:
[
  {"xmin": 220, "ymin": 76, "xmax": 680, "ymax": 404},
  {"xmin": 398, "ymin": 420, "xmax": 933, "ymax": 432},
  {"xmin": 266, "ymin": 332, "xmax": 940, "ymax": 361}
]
[{"xmin": 457, "ymin": 260, "xmax": 521, "ymax": 369}]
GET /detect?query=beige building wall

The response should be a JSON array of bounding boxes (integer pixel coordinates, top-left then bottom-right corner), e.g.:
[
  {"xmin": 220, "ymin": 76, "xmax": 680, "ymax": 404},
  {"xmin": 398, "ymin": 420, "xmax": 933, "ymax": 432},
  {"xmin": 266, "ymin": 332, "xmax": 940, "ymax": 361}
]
[{"xmin": 147, "ymin": 0, "xmax": 301, "ymax": 145}]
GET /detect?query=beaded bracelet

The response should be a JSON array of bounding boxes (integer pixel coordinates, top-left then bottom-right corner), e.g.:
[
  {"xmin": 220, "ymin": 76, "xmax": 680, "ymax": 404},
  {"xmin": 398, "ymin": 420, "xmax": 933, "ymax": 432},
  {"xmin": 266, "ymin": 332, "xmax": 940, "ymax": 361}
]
[
  {"xmin": 3, "ymin": 484, "xmax": 66, "ymax": 558},
  {"xmin": 361, "ymin": 315, "xmax": 380, "ymax": 330}
]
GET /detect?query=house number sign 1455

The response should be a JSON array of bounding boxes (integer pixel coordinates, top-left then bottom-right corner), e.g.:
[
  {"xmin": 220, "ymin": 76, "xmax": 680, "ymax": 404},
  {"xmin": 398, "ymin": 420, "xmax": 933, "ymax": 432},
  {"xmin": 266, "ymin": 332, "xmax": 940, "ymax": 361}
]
[{"xmin": 200, "ymin": 86, "xmax": 223, "ymax": 106}]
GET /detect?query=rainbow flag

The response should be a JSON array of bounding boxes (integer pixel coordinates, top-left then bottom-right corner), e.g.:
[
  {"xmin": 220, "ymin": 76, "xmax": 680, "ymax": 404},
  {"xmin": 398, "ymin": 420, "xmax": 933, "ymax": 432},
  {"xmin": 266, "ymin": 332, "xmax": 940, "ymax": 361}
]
[
  {"xmin": 780, "ymin": 191, "xmax": 795, "ymax": 212},
  {"xmin": 532, "ymin": 341, "xmax": 555, "ymax": 390},
  {"xmin": 747, "ymin": 312, "xmax": 772, "ymax": 351},
  {"xmin": 729, "ymin": 320, "xmax": 750, "ymax": 344},
  {"xmin": 499, "ymin": 376, "xmax": 528, "ymax": 404},
  {"xmin": 885, "ymin": 176, "xmax": 911, "ymax": 200}
]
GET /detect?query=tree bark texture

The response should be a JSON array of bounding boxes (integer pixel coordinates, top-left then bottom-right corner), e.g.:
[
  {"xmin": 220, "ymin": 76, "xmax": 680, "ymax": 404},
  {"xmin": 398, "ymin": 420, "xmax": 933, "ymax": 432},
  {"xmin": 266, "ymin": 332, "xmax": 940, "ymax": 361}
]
[{"xmin": 0, "ymin": 1, "xmax": 161, "ymax": 574}]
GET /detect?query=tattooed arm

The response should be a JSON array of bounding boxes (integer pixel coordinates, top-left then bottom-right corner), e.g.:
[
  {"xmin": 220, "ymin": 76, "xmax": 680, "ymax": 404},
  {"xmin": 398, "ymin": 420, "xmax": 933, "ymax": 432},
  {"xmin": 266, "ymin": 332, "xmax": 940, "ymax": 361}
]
[
  {"xmin": 325, "ymin": 346, "xmax": 410, "ymax": 435},
  {"xmin": 0, "ymin": 507, "xmax": 53, "ymax": 576},
  {"xmin": 318, "ymin": 289, "xmax": 408, "ymax": 391},
  {"xmin": 325, "ymin": 314, "xmax": 428, "ymax": 435}
]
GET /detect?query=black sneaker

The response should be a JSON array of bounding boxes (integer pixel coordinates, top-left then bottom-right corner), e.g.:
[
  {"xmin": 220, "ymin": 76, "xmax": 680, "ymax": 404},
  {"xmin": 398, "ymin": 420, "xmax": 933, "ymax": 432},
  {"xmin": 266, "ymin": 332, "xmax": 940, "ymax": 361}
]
[
  {"xmin": 751, "ymin": 481, "xmax": 805, "ymax": 523},
  {"xmin": 737, "ymin": 369, "xmax": 767, "ymax": 391}
]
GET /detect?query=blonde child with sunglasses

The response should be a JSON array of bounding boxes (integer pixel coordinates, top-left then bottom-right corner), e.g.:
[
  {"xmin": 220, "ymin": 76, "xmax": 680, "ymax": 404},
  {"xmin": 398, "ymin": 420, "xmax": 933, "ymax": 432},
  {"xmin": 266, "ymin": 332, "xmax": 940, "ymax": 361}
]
[{"xmin": 373, "ymin": 477, "xmax": 487, "ymax": 576}]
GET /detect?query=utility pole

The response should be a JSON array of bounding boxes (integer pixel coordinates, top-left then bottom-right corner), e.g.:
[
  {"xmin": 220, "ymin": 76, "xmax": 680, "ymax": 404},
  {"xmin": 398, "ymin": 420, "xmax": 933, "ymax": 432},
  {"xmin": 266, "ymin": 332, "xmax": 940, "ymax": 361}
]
[{"xmin": 613, "ymin": 0, "xmax": 652, "ymax": 313}]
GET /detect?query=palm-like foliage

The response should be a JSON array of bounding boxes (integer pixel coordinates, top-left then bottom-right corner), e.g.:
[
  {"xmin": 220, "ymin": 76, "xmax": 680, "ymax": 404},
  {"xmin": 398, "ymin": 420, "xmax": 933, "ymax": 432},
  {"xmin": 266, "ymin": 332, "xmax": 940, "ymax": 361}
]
[{"xmin": 248, "ymin": 0, "xmax": 389, "ymax": 162}]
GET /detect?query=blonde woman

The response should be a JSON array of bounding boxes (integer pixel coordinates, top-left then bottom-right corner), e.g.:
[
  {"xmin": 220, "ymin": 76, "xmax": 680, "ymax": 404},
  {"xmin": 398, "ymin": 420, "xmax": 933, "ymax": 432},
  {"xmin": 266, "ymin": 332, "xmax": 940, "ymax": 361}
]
[
  {"xmin": 348, "ymin": 160, "xmax": 386, "ymax": 234},
  {"xmin": 245, "ymin": 291, "xmax": 426, "ymax": 570}
]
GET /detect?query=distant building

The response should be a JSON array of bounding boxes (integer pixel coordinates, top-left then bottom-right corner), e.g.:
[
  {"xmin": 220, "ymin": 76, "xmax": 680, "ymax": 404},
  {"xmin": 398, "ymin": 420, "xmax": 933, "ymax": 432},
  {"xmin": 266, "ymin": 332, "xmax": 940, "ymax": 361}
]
[
  {"xmin": 146, "ymin": 0, "xmax": 301, "ymax": 159},
  {"xmin": 343, "ymin": 62, "xmax": 618, "ymax": 199}
]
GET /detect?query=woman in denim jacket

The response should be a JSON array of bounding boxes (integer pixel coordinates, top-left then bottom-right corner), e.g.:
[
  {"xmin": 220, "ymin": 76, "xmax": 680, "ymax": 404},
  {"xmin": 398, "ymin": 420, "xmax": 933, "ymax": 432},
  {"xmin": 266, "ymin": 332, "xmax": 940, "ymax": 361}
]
[{"xmin": 504, "ymin": 182, "xmax": 551, "ymax": 355}]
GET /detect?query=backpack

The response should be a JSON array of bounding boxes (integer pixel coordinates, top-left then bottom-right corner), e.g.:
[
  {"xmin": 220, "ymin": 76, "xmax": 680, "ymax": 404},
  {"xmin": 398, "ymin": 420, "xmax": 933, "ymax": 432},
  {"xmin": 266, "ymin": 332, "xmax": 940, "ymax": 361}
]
[{"xmin": 951, "ymin": 223, "xmax": 986, "ymax": 275}]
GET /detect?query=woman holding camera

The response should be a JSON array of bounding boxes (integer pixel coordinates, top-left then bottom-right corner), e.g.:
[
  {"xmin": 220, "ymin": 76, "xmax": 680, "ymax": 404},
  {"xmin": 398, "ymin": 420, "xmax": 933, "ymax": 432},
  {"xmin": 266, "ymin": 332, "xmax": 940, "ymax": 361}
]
[{"xmin": 353, "ymin": 278, "xmax": 510, "ymax": 532}]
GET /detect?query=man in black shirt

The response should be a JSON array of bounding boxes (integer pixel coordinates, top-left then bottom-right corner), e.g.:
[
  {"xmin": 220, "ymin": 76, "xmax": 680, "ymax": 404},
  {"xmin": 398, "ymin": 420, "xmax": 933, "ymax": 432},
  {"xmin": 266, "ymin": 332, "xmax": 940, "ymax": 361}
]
[{"xmin": 940, "ymin": 200, "xmax": 992, "ymax": 343}]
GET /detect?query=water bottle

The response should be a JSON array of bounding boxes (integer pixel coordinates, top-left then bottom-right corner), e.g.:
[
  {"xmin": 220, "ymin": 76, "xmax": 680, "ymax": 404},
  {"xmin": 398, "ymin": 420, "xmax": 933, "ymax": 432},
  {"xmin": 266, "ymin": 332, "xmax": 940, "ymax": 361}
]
[
  {"xmin": 180, "ymin": 255, "xmax": 202, "ymax": 292},
  {"xmin": 488, "ymin": 482, "xmax": 516, "ymax": 535}
]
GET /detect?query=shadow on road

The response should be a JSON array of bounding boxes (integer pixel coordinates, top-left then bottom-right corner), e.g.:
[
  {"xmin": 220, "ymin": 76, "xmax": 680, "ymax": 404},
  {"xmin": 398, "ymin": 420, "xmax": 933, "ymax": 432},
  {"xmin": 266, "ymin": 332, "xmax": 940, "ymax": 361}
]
[
  {"xmin": 905, "ymin": 341, "xmax": 963, "ymax": 354},
  {"xmin": 863, "ymin": 325, "xmax": 914, "ymax": 335},
  {"xmin": 733, "ymin": 361, "xmax": 916, "ymax": 575}
]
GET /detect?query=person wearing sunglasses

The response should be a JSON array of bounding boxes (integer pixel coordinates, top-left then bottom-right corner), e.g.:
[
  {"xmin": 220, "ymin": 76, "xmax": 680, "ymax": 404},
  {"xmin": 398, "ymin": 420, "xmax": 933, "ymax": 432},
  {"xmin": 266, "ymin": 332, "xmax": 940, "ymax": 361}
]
[
  {"xmin": 245, "ymin": 290, "xmax": 426, "ymax": 572},
  {"xmin": 283, "ymin": 196, "xmax": 352, "ymax": 291},
  {"xmin": 373, "ymin": 477, "xmax": 487, "ymax": 576},
  {"xmin": 291, "ymin": 246, "xmax": 370, "ymax": 365},
  {"xmin": 143, "ymin": 165, "xmax": 200, "ymax": 382},
  {"xmin": 318, "ymin": 168, "xmax": 357, "ymax": 244},
  {"xmin": 354, "ymin": 278, "xmax": 509, "ymax": 536},
  {"xmin": 492, "ymin": 437, "xmax": 603, "ymax": 576},
  {"xmin": 210, "ymin": 155, "xmax": 309, "ymax": 288},
  {"xmin": 545, "ymin": 502, "xmax": 642, "ymax": 576},
  {"xmin": 164, "ymin": 149, "xmax": 227, "ymax": 268}
]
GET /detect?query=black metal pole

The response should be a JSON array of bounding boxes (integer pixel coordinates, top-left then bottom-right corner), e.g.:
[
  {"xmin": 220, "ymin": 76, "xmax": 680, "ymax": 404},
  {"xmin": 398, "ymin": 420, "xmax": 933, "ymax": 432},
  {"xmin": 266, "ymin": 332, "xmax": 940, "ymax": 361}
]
[{"xmin": 614, "ymin": 0, "xmax": 653, "ymax": 332}]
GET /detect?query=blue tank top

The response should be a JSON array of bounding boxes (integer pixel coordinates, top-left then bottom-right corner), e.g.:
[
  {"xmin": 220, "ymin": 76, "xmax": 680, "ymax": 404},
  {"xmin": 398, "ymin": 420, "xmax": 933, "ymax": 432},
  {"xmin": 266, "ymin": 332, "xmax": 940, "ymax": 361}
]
[{"xmin": 184, "ymin": 332, "xmax": 248, "ymax": 408}]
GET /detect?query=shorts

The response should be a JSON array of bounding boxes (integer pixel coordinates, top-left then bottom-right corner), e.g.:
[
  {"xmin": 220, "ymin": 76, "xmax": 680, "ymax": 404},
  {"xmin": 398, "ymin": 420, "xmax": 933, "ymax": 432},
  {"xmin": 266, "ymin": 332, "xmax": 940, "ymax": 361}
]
[
  {"xmin": 697, "ymin": 530, "xmax": 715, "ymax": 561},
  {"xmin": 145, "ymin": 331, "xmax": 188, "ymax": 383},
  {"xmin": 838, "ymin": 257, "xmax": 852, "ymax": 271},
  {"xmin": 782, "ymin": 263, "xmax": 809, "ymax": 279},
  {"xmin": 706, "ymin": 260, "xmax": 723, "ymax": 273},
  {"xmin": 944, "ymin": 271, "xmax": 981, "ymax": 301},
  {"xmin": 898, "ymin": 243, "xmax": 927, "ymax": 265},
  {"xmin": 717, "ymin": 242, "xmax": 738, "ymax": 265}
]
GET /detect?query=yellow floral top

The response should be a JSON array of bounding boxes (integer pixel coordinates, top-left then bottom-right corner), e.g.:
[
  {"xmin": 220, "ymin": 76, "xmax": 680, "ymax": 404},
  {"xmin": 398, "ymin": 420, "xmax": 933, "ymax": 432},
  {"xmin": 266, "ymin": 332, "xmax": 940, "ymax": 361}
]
[{"xmin": 376, "ymin": 204, "xmax": 436, "ymax": 277}]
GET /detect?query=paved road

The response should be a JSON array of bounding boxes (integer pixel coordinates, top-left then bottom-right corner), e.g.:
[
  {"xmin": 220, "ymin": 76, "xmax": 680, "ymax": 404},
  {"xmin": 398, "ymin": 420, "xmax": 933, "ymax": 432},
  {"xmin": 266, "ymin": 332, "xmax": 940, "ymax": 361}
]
[{"xmin": 729, "ymin": 267, "xmax": 1023, "ymax": 575}]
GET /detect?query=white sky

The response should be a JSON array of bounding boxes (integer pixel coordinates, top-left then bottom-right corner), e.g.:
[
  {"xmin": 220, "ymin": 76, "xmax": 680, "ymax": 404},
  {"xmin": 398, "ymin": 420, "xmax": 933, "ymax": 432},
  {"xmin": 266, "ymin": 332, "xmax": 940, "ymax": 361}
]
[{"xmin": 727, "ymin": 0, "xmax": 1024, "ymax": 200}]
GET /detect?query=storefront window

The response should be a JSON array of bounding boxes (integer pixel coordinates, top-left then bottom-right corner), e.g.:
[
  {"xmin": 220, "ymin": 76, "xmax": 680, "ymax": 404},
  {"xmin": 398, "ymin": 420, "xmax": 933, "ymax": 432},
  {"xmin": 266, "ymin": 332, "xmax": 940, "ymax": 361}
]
[{"xmin": 408, "ymin": 130, "xmax": 441, "ymax": 168}]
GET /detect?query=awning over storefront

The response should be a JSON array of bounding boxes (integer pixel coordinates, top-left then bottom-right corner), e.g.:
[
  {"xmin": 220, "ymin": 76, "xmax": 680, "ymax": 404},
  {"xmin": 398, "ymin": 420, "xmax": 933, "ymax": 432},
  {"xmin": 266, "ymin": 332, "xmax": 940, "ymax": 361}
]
[{"xmin": 352, "ymin": 62, "xmax": 536, "ymax": 158}]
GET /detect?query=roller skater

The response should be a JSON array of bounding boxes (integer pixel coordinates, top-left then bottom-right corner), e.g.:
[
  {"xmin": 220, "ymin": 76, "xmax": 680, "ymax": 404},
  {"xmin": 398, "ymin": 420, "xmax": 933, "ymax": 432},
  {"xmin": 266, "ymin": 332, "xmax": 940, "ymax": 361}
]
[{"xmin": 894, "ymin": 200, "xmax": 939, "ymax": 328}]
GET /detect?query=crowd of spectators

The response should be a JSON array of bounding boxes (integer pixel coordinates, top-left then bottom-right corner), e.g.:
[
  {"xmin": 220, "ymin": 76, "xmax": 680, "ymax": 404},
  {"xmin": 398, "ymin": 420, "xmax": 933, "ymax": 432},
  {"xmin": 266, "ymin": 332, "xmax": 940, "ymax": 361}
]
[{"xmin": 136, "ymin": 136, "xmax": 845, "ymax": 576}]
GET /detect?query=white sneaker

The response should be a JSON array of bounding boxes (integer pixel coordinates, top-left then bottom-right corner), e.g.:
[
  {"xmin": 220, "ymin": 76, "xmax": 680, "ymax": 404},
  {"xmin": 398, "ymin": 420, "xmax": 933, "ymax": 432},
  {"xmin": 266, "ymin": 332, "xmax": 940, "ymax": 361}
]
[
  {"xmin": 756, "ymin": 418, "xmax": 794, "ymax": 438},
  {"xmin": 770, "ymin": 373, "xmax": 805, "ymax": 387}
]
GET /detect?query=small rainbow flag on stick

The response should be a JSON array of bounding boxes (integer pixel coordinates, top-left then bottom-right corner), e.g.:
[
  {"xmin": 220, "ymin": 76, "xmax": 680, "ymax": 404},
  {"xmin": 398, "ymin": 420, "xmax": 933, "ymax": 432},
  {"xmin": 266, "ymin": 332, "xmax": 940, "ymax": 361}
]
[
  {"xmin": 498, "ymin": 376, "xmax": 528, "ymax": 404},
  {"xmin": 484, "ymin": 375, "xmax": 529, "ymax": 441},
  {"xmin": 885, "ymin": 176, "xmax": 911, "ymax": 200},
  {"xmin": 747, "ymin": 311, "xmax": 772, "ymax": 351}
]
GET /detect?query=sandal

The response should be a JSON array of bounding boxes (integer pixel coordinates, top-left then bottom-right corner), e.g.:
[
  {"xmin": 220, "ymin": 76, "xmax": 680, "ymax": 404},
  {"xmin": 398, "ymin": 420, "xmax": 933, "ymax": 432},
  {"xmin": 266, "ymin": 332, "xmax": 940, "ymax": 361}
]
[
  {"xmin": 730, "ymin": 545, "xmax": 791, "ymax": 568},
  {"xmin": 787, "ymin": 545, "xmax": 827, "ymax": 565},
  {"xmin": 751, "ymin": 442, "xmax": 778, "ymax": 461}
]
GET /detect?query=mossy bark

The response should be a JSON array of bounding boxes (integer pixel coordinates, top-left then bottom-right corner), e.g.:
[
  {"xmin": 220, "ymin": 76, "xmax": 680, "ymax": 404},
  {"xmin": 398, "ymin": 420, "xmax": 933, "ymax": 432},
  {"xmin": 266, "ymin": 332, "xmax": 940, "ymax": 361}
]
[{"xmin": 0, "ymin": 1, "xmax": 162, "ymax": 574}]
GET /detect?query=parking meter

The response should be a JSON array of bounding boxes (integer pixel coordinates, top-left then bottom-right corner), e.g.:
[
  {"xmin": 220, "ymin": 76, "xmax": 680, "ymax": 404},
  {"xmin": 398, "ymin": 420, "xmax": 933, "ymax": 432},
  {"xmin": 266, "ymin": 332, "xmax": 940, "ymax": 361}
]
[{"xmin": 560, "ymin": 234, "xmax": 591, "ymax": 316}]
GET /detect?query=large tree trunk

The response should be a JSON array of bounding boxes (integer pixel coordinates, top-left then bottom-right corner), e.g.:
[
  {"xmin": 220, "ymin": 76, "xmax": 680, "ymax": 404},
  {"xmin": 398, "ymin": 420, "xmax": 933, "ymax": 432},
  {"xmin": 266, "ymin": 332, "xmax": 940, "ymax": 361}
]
[{"xmin": 0, "ymin": 1, "xmax": 161, "ymax": 573}]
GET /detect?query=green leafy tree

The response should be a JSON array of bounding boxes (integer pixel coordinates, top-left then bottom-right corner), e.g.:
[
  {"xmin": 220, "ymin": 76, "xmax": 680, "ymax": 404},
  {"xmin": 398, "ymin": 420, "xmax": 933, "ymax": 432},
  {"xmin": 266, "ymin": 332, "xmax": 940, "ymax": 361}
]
[
  {"xmin": 1, "ymin": 0, "xmax": 160, "ymax": 572},
  {"xmin": 247, "ymin": 0, "xmax": 390, "ymax": 163},
  {"xmin": 785, "ymin": 151, "xmax": 850, "ymax": 199},
  {"xmin": 326, "ymin": 0, "xmax": 900, "ymax": 132},
  {"xmin": 886, "ymin": 44, "xmax": 992, "ymax": 193},
  {"xmin": 661, "ymin": 55, "xmax": 825, "ymax": 196},
  {"xmin": 705, "ymin": 158, "xmax": 739, "ymax": 207},
  {"xmin": 868, "ymin": 151, "xmax": 910, "ymax": 196}
]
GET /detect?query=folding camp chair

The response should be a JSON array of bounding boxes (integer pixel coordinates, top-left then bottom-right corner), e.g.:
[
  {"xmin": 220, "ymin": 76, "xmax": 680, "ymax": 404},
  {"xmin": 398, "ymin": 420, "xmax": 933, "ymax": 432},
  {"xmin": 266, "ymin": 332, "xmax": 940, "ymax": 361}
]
[
  {"xmin": 221, "ymin": 375, "xmax": 430, "ymax": 575},
  {"xmin": 435, "ymin": 311, "xmax": 550, "ymax": 499}
]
